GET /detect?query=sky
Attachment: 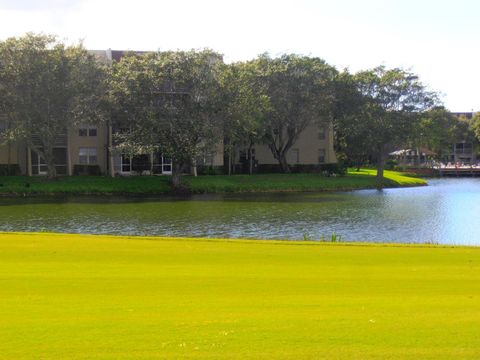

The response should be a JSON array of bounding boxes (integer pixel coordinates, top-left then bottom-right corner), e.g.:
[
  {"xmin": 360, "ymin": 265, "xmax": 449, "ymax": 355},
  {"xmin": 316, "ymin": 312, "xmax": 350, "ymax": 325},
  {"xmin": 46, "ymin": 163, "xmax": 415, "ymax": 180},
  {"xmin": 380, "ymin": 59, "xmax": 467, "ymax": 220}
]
[{"xmin": 0, "ymin": 0, "xmax": 478, "ymax": 111}]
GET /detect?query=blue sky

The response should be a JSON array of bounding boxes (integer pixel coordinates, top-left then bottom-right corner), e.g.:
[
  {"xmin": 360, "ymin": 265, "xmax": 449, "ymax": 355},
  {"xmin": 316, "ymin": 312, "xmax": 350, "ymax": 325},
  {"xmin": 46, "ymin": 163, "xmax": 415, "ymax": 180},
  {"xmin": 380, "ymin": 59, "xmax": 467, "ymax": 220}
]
[{"xmin": 0, "ymin": 0, "xmax": 478, "ymax": 111}]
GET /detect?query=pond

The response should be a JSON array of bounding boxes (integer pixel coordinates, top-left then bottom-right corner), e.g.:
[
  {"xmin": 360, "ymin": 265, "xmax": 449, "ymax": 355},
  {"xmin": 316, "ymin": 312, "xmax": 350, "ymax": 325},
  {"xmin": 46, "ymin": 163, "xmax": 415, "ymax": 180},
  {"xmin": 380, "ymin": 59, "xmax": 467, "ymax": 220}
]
[{"xmin": 0, "ymin": 178, "xmax": 479, "ymax": 245}]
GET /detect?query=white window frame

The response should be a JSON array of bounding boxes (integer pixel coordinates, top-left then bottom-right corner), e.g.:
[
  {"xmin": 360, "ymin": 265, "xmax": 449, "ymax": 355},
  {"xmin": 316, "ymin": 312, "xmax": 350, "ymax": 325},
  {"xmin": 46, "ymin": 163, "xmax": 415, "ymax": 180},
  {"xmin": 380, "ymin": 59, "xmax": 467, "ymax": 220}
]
[
  {"xmin": 35, "ymin": 152, "xmax": 48, "ymax": 175},
  {"xmin": 79, "ymin": 147, "xmax": 97, "ymax": 165},
  {"xmin": 120, "ymin": 154, "xmax": 132, "ymax": 174}
]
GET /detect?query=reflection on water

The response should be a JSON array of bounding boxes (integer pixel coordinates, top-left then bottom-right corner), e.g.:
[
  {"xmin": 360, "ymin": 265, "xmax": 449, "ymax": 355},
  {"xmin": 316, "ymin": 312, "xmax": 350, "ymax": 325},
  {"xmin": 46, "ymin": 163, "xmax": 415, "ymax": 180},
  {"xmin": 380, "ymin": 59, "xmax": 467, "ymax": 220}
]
[{"xmin": 0, "ymin": 178, "xmax": 480, "ymax": 245}]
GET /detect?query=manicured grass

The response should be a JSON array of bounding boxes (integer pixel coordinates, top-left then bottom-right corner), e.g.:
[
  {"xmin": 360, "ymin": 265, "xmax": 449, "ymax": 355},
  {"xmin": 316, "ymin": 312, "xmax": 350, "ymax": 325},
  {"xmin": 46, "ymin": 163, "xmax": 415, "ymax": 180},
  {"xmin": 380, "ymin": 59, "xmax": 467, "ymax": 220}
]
[
  {"xmin": 0, "ymin": 169, "xmax": 426, "ymax": 196},
  {"xmin": 0, "ymin": 232, "xmax": 479, "ymax": 359},
  {"xmin": 185, "ymin": 169, "xmax": 426, "ymax": 193},
  {"xmin": 0, "ymin": 175, "xmax": 172, "ymax": 195}
]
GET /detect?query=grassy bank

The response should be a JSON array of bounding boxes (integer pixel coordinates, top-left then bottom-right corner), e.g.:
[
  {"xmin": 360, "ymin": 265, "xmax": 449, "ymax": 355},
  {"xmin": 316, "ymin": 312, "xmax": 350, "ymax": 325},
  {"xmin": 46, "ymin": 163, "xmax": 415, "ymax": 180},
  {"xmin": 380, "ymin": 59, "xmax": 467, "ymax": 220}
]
[
  {"xmin": 0, "ymin": 169, "xmax": 426, "ymax": 196},
  {"xmin": 0, "ymin": 232, "xmax": 479, "ymax": 359}
]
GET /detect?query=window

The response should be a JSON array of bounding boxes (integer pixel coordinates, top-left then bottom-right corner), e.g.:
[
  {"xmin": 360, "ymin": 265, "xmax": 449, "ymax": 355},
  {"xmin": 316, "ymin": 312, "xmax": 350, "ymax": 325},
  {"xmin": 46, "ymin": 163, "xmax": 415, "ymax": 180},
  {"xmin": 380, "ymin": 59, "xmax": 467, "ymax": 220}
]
[
  {"xmin": 318, "ymin": 149, "xmax": 326, "ymax": 163},
  {"xmin": 0, "ymin": 119, "xmax": 7, "ymax": 133},
  {"xmin": 121, "ymin": 154, "xmax": 131, "ymax": 172},
  {"xmin": 289, "ymin": 148, "xmax": 300, "ymax": 163},
  {"xmin": 79, "ymin": 147, "xmax": 97, "ymax": 164},
  {"xmin": 79, "ymin": 125, "xmax": 97, "ymax": 137},
  {"xmin": 455, "ymin": 143, "xmax": 472, "ymax": 154},
  {"xmin": 318, "ymin": 127, "xmax": 326, "ymax": 140}
]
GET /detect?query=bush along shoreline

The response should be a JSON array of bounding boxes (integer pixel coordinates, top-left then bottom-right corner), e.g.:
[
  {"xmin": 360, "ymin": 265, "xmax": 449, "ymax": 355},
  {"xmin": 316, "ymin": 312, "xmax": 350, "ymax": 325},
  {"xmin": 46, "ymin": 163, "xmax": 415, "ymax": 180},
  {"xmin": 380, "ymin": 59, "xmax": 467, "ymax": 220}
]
[{"xmin": 0, "ymin": 169, "xmax": 426, "ymax": 197}]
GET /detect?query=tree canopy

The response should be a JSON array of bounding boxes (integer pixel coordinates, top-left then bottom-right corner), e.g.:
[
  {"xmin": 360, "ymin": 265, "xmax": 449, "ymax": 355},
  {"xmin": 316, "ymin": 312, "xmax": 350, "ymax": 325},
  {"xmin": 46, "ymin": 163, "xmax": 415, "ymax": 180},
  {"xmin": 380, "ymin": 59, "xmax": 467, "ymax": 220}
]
[
  {"xmin": 247, "ymin": 54, "xmax": 338, "ymax": 172},
  {"xmin": 0, "ymin": 33, "xmax": 107, "ymax": 178},
  {"xmin": 337, "ymin": 66, "xmax": 437, "ymax": 184},
  {"xmin": 0, "ymin": 33, "xmax": 457, "ymax": 180},
  {"xmin": 110, "ymin": 49, "xmax": 223, "ymax": 187}
]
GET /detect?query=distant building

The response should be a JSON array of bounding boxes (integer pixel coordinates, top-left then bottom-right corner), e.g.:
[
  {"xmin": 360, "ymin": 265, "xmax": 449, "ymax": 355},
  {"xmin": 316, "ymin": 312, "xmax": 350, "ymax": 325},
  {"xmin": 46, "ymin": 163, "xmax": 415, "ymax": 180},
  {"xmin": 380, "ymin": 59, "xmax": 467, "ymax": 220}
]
[
  {"xmin": 0, "ymin": 49, "xmax": 337, "ymax": 176},
  {"xmin": 448, "ymin": 112, "xmax": 478, "ymax": 164}
]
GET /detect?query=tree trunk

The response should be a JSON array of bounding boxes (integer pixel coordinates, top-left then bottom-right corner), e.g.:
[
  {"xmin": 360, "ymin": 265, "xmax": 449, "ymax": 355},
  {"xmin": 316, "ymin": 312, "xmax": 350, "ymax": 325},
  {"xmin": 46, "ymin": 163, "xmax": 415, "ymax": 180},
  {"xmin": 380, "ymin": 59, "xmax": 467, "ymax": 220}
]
[
  {"xmin": 248, "ymin": 143, "xmax": 254, "ymax": 175},
  {"xmin": 46, "ymin": 159, "xmax": 56, "ymax": 179},
  {"xmin": 172, "ymin": 163, "xmax": 183, "ymax": 189},
  {"xmin": 278, "ymin": 152, "xmax": 291, "ymax": 173},
  {"xmin": 43, "ymin": 146, "xmax": 56, "ymax": 179},
  {"xmin": 7, "ymin": 142, "xmax": 11, "ymax": 175},
  {"xmin": 192, "ymin": 160, "xmax": 198, "ymax": 177},
  {"xmin": 150, "ymin": 152, "xmax": 154, "ymax": 175},
  {"xmin": 228, "ymin": 148, "xmax": 232, "ymax": 176},
  {"xmin": 376, "ymin": 150, "xmax": 386, "ymax": 189}
]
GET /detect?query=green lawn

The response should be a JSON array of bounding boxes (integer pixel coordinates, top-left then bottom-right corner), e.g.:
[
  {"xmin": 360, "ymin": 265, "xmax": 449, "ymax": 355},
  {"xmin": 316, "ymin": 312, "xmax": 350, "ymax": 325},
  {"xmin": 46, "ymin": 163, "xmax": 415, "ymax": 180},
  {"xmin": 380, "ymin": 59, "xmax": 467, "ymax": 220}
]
[
  {"xmin": 0, "ymin": 232, "xmax": 479, "ymax": 359},
  {"xmin": 185, "ymin": 169, "xmax": 426, "ymax": 193},
  {"xmin": 0, "ymin": 169, "xmax": 426, "ymax": 195}
]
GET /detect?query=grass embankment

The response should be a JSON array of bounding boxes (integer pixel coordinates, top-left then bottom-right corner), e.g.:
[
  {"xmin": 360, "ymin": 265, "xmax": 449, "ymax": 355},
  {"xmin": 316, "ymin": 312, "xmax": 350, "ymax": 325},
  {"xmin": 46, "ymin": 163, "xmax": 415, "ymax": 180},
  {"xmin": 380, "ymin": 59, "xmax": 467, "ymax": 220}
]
[
  {"xmin": 0, "ymin": 169, "xmax": 426, "ymax": 196},
  {"xmin": 0, "ymin": 232, "xmax": 479, "ymax": 359}
]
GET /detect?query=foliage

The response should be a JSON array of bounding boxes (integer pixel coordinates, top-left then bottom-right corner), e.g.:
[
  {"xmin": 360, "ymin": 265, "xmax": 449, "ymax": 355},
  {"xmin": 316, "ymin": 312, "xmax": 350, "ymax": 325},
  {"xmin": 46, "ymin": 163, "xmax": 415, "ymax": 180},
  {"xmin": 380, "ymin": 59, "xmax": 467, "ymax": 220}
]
[
  {"xmin": 72, "ymin": 164, "xmax": 102, "ymax": 176},
  {"xmin": 471, "ymin": 112, "xmax": 480, "ymax": 141},
  {"xmin": 247, "ymin": 54, "xmax": 338, "ymax": 173},
  {"xmin": 110, "ymin": 50, "xmax": 223, "ymax": 187},
  {"xmin": 219, "ymin": 62, "xmax": 270, "ymax": 175},
  {"xmin": 340, "ymin": 66, "xmax": 437, "ymax": 184},
  {"xmin": 0, "ymin": 164, "xmax": 20, "ymax": 176},
  {"xmin": 414, "ymin": 107, "xmax": 469, "ymax": 159},
  {"xmin": 0, "ymin": 33, "xmax": 107, "ymax": 178}
]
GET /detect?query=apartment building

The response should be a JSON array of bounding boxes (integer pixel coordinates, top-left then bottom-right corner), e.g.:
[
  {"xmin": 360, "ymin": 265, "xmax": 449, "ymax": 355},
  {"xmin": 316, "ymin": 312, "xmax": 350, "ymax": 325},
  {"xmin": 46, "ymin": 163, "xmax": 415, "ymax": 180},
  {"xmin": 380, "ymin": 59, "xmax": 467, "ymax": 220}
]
[
  {"xmin": 0, "ymin": 49, "xmax": 337, "ymax": 176},
  {"xmin": 448, "ymin": 112, "xmax": 478, "ymax": 164},
  {"xmin": 233, "ymin": 123, "xmax": 337, "ymax": 172}
]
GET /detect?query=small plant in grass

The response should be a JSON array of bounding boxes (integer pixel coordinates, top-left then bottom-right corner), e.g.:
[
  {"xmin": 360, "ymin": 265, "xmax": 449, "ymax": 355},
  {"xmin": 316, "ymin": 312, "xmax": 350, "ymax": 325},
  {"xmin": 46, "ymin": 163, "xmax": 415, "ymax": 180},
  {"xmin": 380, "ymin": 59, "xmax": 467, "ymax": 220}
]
[
  {"xmin": 331, "ymin": 232, "xmax": 341, "ymax": 242},
  {"xmin": 318, "ymin": 233, "xmax": 342, "ymax": 242}
]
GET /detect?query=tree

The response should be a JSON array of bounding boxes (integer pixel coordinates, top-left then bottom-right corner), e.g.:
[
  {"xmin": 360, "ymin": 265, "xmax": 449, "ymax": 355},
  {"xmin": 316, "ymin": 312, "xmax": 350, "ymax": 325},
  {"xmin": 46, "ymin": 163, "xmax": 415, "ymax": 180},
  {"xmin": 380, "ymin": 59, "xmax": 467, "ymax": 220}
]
[
  {"xmin": 351, "ymin": 67, "xmax": 436, "ymax": 184},
  {"xmin": 0, "ymin": 33, "xmax": 107, "ymax": 178},
  {"xmin": 332, "ymin": 70, "xmax": 371, "ymax": 170},
  {"xmin": 219, "ymin": 62, "xmax": 270, "ymax": 175},
  {"xmin": 246, "ymin": 54, "xmax": 337, "ymax": 173},
  {"xmin": 413, "ymin": 107, "xmax": 460, "ymax": 162},
  {"xmin": 110, "ymin": 50, "xmax": 223, "ymax": 188},
  {"xmin": 469, "ymin": 112, "xmax": 480, "ymax": 143}
]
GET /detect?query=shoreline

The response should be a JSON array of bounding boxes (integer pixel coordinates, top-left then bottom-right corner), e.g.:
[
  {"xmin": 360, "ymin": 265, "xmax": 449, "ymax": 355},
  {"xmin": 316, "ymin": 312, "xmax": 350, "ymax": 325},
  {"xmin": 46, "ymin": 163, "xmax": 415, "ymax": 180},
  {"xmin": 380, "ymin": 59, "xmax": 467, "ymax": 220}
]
[
  {"xmin": 1, "ymin": 231, "xmax": 474, "ymax": 248},
  {"xmin": 0, "ymin": 170, "xmax": 427, "ymax": 197}
]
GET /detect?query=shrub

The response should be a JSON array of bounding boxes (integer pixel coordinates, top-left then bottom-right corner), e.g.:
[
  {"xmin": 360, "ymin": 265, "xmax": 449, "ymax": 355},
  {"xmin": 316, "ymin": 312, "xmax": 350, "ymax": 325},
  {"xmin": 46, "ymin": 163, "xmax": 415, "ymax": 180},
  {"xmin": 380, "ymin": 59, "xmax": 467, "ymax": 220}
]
[
  {"xmin": 385, "ymin": 159, "xmax": 398, "ymax": 170},
  {"xmin": 256, "ymin": 163, "xmax": 346, "ymax": 175},
  {"xmin": 73, "ymin": 164, "xmax": 102, "ymax": 176},
  {"xmin": 197, "ymin": 165, "xmax": 224, "ymax": 175},
  {"xmin": 0, "ymin": 164, "xmax": 21, "ymax": 176}
]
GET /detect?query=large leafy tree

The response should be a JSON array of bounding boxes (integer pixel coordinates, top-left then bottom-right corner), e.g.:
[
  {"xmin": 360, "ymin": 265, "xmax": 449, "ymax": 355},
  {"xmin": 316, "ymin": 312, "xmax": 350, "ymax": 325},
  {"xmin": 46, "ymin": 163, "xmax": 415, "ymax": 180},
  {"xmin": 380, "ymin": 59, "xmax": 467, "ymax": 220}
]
[
  {"xmin": 351, "ymin": 67, "xmax": 436, "ymax": 183},
  {"xmin": 110, "ymin": 50, "xmax": 223, "ymax": 188},
  {"xmin": 413, "ymin": 107, "xmax": 461, "ymax": 161},
  {"xmin": 332, "ymin": 71, "xmax": 371, "ymax": 170},
  {"xmin": 468, "ymin": 112, "xmax": 480, "ymax": 144},
  {"xmin": 0, "ymin": 33, "xmax": 107, "ymax": 178},
  {"xmin": 219, "ymin": 62, "xmax": 270, "ymax": 175},
  {"xmin": 246, "ymin": 54, "xmax": 337, "ymax": 173}
]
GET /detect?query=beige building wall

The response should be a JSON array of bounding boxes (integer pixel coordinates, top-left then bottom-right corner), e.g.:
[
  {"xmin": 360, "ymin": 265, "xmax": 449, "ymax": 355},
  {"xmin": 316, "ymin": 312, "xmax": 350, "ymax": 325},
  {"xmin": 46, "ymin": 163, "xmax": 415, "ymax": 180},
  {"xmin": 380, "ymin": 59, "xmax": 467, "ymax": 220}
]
[
  {"xmin": 239, "ymin": 122, "xmax": 337, "ymax": 166},
  {"xmin": 212, "ymin": 141, "xmax": 224, "ymax": 166},
  {"xmin": 68, "ymin": 125, "xmax": 109, "ymax": 174},
  {"xmin": 0, "ymin": 144, "xmax": 19, "ymax": 164},
  {"xmin": 0, "ymin": 142, "xmax": 28, "ymax": 174}
]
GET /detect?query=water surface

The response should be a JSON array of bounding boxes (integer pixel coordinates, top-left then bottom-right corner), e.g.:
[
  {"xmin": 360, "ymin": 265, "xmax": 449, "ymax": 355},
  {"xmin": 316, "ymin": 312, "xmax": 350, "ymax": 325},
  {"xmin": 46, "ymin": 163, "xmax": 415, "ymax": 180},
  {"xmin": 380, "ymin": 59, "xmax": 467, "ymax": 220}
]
[{"xmin": 1, "ymin": 178, "xmax": 479, "ymax": 245}]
